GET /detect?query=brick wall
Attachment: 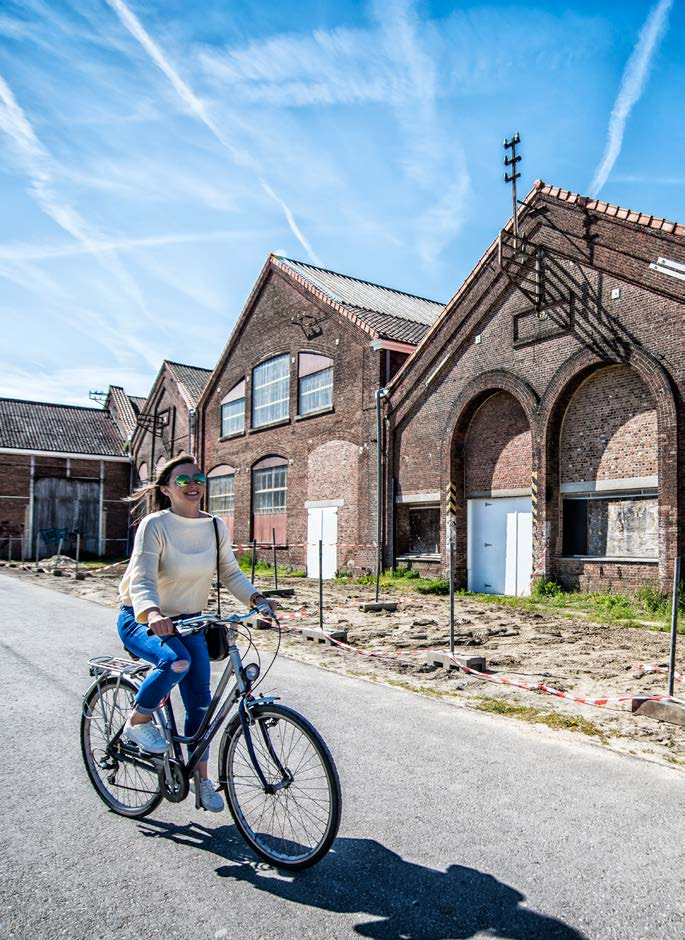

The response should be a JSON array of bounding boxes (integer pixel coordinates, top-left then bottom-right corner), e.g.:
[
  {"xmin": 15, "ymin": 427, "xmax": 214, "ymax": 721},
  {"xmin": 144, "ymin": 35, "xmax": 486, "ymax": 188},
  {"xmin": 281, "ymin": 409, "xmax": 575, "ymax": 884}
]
[
  {"xmin": 388, "ymin": 193, "xmax": 684, "ymax": 593},
  {"xmin": 464, "ymin": 391, "xmax": 532, "ymax": 495},
  {"xmin": 0, "ymin": 453, "xmax": 131, "ymax": 559},
  {"xmin": 200, "ymin": 268, "xmax": 381, "ymax": 573},
  {"xmin": 132, "ymin": 370, "xmax": 195, "ymax": 482},
  {"xmin": 560, "ymin": 365, "xmax": 657, "ymax": 483}
]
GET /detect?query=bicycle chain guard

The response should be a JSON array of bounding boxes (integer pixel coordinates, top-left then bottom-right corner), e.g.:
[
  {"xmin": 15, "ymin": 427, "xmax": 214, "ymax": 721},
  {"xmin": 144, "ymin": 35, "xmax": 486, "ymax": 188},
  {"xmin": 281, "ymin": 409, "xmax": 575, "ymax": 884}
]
[{"xmin": 157, "ymin": 757, "xmax": 188, "ymax": 803}]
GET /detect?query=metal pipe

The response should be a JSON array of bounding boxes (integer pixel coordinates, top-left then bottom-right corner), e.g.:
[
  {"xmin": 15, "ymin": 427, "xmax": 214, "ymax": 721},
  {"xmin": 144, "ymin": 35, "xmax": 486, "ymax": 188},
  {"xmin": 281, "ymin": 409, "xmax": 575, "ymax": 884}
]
[
  {"xmin": 319, "ymin": 539, "xmax": 324, "ymax": 631},
  {"xmin": 668, "ymin": 557, "xmax": 681, "ymax": 698},
  {"xmin": 449, "ymin": 536, "xmax": 455, "ymax": 656},
  {"xmin": 28, "ymin": 455, "xmax": 35, "ymax": 560},
  {"xmin": 375, "ymin": 387, "xmax": 389, "ymax": 603},
  {"xmin": 251, "ymin": 539, "xmax": 257, "ymax": 583},
  {"xmin": 187, "ymin": 408, "xmax": 196, "ymax": 454},
  {"xmin": 272, "ymin": 528, "xmax": 278, "ymax": 590},
  {"xmin": 98, "ymin": 460, "xmax": 105, "ymax": 557}
]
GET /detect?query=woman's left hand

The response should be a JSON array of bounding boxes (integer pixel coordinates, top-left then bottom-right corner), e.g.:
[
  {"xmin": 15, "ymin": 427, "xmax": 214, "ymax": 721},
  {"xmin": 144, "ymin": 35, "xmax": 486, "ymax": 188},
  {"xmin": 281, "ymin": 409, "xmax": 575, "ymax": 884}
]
[{"xmin": 250, "ymin": 592, "xmax": 279, "ymax": 619}]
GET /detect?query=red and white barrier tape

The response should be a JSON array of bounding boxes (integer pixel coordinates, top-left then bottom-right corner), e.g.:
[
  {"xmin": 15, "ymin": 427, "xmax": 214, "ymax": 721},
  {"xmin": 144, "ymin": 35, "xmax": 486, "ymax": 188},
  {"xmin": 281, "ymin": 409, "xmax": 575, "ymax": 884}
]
[
  {"xmin": 636, "ymin": 662, "xmax": 684, "ymax": 684},
  {"xmin": 231, "ymin": 542, "xmax": 377, "ymax": 552},
  {"xmin": 89, "ymin": 558, "xmax": 130, "ymax": 574},
  {"xmin": 272, "ymin": 616, "xmax": 680, "ymax": 708}
]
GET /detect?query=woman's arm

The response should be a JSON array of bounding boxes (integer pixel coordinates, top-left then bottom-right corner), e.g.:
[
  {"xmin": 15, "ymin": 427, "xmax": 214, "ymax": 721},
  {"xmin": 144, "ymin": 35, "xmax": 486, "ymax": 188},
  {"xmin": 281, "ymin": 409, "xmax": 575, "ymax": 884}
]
[
  {"xmin": 216, "ymin": 519, "xmax": 269, "ymax": 610},
  {"xmin": 127, "ymin": 517, "xmax": 170, "ymax": 626}
]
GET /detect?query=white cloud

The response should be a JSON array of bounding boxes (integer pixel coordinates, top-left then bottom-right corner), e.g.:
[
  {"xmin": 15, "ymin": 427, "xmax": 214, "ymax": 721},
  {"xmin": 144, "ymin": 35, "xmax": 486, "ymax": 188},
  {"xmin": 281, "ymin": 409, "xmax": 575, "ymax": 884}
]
[
  {"xmin": 0, "ymin": 364, "xmax": 151, "ymax": 408},
  {"xmin": 105, "ymin": 0, "xmax": 321, "ymax": 263},
  {"xmin": 589, "ymin": 0, "xmax": 673, "ymax": 197}
]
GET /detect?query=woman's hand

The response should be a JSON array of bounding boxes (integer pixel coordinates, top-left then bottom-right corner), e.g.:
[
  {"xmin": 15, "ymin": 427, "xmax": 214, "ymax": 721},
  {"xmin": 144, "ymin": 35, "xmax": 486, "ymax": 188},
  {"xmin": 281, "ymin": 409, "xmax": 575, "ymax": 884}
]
[
  {"xmin": 147, "ymin": 610, "xmax": 176, "ymax": 636},
  {"xmin": 250, "ymin": 592, "xmax": 279, "ymax": 619}
]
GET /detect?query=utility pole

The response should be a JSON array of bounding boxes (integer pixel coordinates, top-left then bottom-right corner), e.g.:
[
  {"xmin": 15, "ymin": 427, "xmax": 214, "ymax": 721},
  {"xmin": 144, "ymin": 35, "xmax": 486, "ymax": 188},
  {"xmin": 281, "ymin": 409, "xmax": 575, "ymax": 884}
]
[{"xmin": 503, "ymin": 133, "xmax": 522, "ymax": 247}]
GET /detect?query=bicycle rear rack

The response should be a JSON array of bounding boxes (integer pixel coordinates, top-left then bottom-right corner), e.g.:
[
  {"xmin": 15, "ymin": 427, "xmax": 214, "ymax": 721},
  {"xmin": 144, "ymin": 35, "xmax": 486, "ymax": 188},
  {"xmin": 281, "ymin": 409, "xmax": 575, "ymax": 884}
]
[{"xmin": 88, "ymin": 655, "xmax": 150, "ymax": 678}]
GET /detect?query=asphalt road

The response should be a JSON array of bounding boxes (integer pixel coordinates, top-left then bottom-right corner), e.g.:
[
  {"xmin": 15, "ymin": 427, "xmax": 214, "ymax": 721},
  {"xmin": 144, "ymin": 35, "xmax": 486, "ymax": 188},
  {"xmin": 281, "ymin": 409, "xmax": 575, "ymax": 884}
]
[{"xmin": 0, "ymin": 574, "xmax": 683, "ymax": 940}]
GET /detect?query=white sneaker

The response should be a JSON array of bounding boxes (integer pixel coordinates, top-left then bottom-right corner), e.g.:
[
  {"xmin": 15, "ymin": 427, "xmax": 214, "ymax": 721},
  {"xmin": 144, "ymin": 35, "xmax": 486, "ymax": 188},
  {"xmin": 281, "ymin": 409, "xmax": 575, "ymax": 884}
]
[
  {"xmin": 124, "ymin": 718, "xmax": 169, "ymax": 754},
  {"xmin": 190, "ymin": 778, "xmax": 225, "ymax": 813}
]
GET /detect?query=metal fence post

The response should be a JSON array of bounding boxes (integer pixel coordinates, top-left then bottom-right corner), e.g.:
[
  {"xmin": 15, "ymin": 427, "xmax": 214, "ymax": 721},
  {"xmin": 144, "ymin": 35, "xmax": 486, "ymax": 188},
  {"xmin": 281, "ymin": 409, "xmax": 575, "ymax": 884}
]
[
  {"xmin": 272, "ymin": 528, "xmax": 278, "ymax": 590},
  {"xmin": 668, "ymin": 557, "xmax": 681, "ymax": 698},
  {"xmin": 8, "ymin": 535, "xmax": 12, "ymax": 564},
  {"xmin": 319, "ymin": 539, "xmax": 324, "ymax": 631},
  {"xmin": 446, "ymin": 481, "xmax": 457, "ymax": 657},
  {"xmin": 75, "ymin": 532, "xmax": 81, "ymax": 575},
  {"xmin": 251, "ymin": 539, "xmax": 257, "ymax": 583}
]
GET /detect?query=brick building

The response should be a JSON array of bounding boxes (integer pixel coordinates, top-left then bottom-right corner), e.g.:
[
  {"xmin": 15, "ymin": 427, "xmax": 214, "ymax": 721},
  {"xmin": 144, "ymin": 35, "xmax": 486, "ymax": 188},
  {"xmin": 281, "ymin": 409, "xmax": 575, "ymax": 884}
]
[
  {"xmin": 0, "ymin": 398, "xmax": 131, "ymax": 559},
  {"xmin": 105, "ymin": 385, "xmax": 146, "ymax": 451},
  {"xmin": 131, "ymin": 360, "xmax": 212, "ymax": 484},
  {"xmin": 197, "ymin": 253, "xmax": 443, "ymax": 575},
  {"xmin": 386, "ymin": 182, "xmax": 684, "ymax": 595}
]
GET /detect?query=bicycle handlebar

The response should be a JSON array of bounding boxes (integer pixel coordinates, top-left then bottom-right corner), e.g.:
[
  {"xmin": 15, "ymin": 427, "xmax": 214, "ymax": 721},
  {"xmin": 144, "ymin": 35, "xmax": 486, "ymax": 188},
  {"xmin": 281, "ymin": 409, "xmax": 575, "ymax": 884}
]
[{"xmin": 146, "ymin": 605, "xmax": 276, "ymax": 638}]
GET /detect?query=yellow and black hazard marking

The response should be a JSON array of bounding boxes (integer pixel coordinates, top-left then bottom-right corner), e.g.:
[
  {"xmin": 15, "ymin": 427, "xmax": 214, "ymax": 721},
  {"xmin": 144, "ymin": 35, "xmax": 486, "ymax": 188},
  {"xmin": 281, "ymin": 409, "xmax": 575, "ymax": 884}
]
[
  {"xmin": 531, "ymin": 471, "xmax": 539, "ymax": 553},
  {"xmin": 445, "ymin": 481, "xmax": 457, "ymax": 517}
]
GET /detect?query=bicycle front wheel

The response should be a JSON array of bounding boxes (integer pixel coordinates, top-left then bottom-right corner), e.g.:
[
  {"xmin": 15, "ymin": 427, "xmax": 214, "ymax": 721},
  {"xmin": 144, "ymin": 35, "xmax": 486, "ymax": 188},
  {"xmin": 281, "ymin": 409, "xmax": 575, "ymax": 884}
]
[
  {"xmin": 220, "ymin": 703, "xmax": 341, "ymax": 870},
  {"xmin": 81, "ymin": 676, "xmax": 162, "ymax": 819}
]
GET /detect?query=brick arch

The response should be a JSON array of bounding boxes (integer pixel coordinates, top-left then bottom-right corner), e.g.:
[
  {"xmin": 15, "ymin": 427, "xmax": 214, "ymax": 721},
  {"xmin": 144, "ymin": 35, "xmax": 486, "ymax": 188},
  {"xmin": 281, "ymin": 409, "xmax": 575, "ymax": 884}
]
[
  {"xmin": 539, "ymin": 347, "xmax": 679, "ymax": 584},
  {"xmin": 443, "ymin": 370, "xmax": 539, "ymax": 467},
  {"xmin": 441, "ymin": 372, "xmax": 538, "ymax": 590}
]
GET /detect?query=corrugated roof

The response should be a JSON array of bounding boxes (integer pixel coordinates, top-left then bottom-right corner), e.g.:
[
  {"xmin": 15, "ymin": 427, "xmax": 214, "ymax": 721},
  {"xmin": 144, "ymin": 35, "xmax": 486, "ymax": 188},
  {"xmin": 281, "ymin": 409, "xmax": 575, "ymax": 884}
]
[
  {"xmin": 0, "ymin": 398, "xmax": 126, "ymax": 456},
  {"xmin": 107, "ymin": 386, "xmax": 138, "ymax": 438},
  {"xmin": 274, "ymin": 257, "xmax": 444, "ymax": 344},
  {"xmin": 164, "ymin": 361, "xmax": 212, "ymax": 406}
]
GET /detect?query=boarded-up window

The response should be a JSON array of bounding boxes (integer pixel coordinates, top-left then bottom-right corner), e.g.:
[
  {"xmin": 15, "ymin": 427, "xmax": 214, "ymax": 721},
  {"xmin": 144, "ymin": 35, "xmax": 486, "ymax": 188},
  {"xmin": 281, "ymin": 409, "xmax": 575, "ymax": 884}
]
[
  {"xmin": 408, "ymin": 507, "xmax": 440, "ymax": 554},
  {"xmin": 563, "ymin": 494, "xmax": 657, "ymax": 558}
]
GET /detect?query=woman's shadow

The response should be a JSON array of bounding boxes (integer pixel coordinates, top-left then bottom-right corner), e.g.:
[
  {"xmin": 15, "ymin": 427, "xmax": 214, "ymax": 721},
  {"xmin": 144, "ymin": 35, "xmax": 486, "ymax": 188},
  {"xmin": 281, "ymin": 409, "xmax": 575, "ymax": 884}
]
[{"xmin": 138, "ymin": 819, "xmax": 586, "ymax": 940}]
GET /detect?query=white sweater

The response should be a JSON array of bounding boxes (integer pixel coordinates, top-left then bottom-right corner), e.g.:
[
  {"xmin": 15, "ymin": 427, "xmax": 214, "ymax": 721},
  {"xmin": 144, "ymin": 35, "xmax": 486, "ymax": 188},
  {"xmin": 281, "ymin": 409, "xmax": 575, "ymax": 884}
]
[{"xmin": 119, "ymin": 510, "xmax": 255, "ymax": 623}]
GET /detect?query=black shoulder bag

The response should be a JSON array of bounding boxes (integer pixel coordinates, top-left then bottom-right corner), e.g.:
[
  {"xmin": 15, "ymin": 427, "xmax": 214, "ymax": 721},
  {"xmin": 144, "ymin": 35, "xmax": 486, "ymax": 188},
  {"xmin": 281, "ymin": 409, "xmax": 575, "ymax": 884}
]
[{"xmin": 205, "ymin": 517, "xmax": 230, "ymax": 661}]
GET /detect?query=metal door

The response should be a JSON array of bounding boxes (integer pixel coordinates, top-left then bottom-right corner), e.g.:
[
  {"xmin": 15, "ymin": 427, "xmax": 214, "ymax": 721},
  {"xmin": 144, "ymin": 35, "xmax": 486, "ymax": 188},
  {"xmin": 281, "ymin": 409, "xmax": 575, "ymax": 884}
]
[
  {"xmin": 306, "ymin": 506, "xmax": 338, "ymax": 579},
  {"xmin": 33, "ymin": 477, "xmax": 100, "ymax": 557},
  {"xmin": 467, "ymin": 496, "xmax": 532, "ymax": 595}
]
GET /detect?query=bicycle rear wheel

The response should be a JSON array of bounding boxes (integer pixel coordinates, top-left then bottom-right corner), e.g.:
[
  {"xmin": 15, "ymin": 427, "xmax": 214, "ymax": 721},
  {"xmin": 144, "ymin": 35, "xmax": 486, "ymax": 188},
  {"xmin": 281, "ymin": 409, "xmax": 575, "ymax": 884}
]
[
  {"xmin": 81, "ymin": 676, "xmax": 162, "ymax": 818},
  {"xmin": 220, "ymin": 703, "xmax": 341, "ymax": 870}
]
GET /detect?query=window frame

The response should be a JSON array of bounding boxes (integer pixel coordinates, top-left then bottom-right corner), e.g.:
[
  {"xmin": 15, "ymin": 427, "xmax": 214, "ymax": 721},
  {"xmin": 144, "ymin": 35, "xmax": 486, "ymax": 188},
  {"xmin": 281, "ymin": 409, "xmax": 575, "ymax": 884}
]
[
  {"xmin": 207, "ymin": 472, "xmax": 235, "ymax": 516},
  {"xmin": 252, "ymin": 462, "xmax": 288, "ymax": 515},
  {"xmin": 561, "ymin": 490, "xmax": 658, "ymax": 560},
  {"xmin": 298, "ymin": 353, "xmax": 333, "ymax": 417},
  {"xmin": 252, "ymin": 354, "xmax": 290, "ymax": 429}
]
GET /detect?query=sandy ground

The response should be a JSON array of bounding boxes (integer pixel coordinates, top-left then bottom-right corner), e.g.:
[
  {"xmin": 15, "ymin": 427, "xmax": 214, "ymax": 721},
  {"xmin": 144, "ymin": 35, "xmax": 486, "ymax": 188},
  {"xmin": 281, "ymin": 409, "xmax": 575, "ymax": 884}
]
[{"xmin": 3, "ymin": 557, "xmax": 684, "ymax": 772}]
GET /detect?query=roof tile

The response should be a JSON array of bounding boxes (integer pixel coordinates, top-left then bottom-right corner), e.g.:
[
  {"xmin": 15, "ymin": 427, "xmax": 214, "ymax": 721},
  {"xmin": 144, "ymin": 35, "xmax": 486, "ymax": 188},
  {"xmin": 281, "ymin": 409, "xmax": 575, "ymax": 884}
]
[
  {"xmin": 164, "ymin": 361, "xmax": 212, "ymax": 406},
  {"xmin": 275, "ymin": 257, "xmax": 444, "ymax": 345}
]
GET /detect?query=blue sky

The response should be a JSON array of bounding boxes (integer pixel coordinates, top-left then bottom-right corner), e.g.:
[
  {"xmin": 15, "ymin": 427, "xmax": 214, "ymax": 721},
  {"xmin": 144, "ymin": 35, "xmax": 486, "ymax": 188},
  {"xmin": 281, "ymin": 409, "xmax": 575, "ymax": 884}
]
[{"xmin": 1, "ymin": 0, "xmax": 682, "ymax": 406}]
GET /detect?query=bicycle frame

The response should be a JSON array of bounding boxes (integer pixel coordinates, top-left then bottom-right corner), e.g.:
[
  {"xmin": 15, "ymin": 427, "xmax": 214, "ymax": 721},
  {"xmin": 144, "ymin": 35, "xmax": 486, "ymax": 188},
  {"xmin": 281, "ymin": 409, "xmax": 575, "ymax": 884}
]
[{"xmin": 86, "ymin": 612, "xmax": 281, "ymax": 796}]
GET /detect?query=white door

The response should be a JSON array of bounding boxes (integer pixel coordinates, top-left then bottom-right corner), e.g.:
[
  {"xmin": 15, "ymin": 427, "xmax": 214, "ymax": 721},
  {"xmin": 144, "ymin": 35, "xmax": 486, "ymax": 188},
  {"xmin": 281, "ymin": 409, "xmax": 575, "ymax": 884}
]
[
  {"xmin": 468, "ymin": 497, "xmax": 532, "ymax": 596},
  {"xmin": 306, "ymin": 506, "xmax": 338, "ymax": 579}
]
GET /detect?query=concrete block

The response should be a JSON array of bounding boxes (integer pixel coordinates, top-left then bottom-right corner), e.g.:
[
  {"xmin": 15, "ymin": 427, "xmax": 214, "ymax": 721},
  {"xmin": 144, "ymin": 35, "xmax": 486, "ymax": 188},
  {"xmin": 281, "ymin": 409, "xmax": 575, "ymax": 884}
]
[
  {"xmin": 72, "ymin": 572, "xmax": 86, "ymax": 581},
  {"xmin": 300, "ymin": 627, "xmax": 348, "ymax": 645},
  {"xmin": 359, "ymin": 602, "xmax": 398, "ymax": 612},
  {"xmin": 631, "ymin": 698, "xmax": 685, "ymax": 728},
  {"xmin": 425, "ymin": 651, "xmax": 487, "ymax": 672}
]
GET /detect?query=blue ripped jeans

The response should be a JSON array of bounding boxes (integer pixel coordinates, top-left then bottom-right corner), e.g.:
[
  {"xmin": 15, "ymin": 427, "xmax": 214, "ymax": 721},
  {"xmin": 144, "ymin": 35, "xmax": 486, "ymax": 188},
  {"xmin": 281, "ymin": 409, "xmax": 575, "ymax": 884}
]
[{"xmin": 117, "ymin": 605, "xmax": 211, "ymax": 760}]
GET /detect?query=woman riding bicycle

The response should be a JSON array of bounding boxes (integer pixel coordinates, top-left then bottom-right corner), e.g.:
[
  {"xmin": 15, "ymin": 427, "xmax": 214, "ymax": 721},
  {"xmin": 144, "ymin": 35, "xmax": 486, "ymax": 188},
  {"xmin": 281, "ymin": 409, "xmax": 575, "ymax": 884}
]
[{"xmin": 117, "ymin": 453, "xmax": 274, "ymax": 812}]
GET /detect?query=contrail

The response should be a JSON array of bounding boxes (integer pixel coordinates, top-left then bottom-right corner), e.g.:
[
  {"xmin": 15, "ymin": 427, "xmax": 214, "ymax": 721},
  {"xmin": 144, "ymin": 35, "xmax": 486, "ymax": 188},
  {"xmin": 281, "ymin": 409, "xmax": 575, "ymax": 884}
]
[
  {"xmin": 106, "ymin": 0, "xmax": 321, "ymax": 264},
  {"xmin": 589, "ymin": 0, "xmax": 672, "ymax": 197},
  {"xmin": 0, "ymin": 73, "xmax": 168, "ymax": 371}
]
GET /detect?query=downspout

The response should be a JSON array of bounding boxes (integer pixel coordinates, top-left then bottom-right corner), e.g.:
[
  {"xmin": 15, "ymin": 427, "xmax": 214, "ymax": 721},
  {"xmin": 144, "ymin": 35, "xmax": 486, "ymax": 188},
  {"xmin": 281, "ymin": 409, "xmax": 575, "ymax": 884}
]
[
  {"xmin": 28, "ymin": 455, "xmax": 35, "ymax": 559},
  {"xmin": 187, "ymin": 408, "xmax": 196, "ymax": 455},
  {"xmin": 375, "ymin": 387, "xmax": 389, "ymax": 601},
  {"xmin": 98, "ymin": 460, "xmax": 105, "ymax": 557}
]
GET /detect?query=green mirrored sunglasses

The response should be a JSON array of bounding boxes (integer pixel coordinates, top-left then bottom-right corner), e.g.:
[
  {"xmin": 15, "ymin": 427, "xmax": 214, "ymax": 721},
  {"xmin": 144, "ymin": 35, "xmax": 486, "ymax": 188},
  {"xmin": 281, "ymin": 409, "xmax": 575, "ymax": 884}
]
[{"xmin": 173, "ymin": 472, "xmax": 207, "ymax": 487}]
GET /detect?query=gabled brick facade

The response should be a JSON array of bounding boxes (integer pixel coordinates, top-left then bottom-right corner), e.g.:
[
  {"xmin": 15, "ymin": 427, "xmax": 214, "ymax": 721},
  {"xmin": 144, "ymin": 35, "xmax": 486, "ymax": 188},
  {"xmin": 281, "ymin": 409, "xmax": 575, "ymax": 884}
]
[
  {"xmin": 198, "ymin": 255, "xmax": 442, "ymax": 573},
  {"xmin": 387, "ymin": 182, "xmax": 684, "ymax": 594}
]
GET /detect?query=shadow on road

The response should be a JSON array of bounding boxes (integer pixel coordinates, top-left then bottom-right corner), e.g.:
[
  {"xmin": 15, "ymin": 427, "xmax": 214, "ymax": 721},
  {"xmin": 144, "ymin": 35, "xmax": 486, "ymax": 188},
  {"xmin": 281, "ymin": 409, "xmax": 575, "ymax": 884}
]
[{"xmin": 138, "ymin": 819, "xmax": 586, "ymax": 939}]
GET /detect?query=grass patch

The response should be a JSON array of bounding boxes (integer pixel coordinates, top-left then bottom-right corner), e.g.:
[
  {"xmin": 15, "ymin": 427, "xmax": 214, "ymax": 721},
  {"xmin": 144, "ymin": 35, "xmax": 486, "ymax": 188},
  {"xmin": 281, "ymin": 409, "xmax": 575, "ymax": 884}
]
[
  {"xmin": 473, "ymin": 696, "xmax": 609, "ymax": 740},
  {"xmin": 384, "ymin": 678, "xmax": 457, "ymax": 700},
  {"xmin": 235, "ymin": 552, "xmax": 305, "ymax": 578}
]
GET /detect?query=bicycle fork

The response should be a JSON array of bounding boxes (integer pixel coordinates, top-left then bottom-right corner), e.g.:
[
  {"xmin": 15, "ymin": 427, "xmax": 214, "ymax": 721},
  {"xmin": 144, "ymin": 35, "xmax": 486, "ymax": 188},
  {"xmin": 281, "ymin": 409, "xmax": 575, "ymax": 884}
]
[{"xmin": 238, "ymin": 700, "xmax": 293, "ymax": 794}]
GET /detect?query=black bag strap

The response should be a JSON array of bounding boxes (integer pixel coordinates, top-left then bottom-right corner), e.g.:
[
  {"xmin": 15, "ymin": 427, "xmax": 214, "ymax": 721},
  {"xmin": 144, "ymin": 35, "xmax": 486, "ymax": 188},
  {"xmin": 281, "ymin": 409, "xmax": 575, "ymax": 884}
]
[{"xmin": 212, "ymin": 516, "xmax": 221, "ymax": 617}]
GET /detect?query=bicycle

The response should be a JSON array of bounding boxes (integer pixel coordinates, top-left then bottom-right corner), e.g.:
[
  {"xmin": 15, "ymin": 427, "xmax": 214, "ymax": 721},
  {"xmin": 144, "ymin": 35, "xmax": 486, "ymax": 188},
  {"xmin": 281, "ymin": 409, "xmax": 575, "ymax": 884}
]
[{"xmin": 80, "ymin": 607, "xmax": 342, "ymax": 870}]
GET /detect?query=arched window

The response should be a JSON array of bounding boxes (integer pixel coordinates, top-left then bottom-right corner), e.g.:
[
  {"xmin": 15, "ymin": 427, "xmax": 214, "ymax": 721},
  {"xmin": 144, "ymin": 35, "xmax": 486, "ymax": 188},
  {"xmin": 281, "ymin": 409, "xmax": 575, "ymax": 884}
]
[
  {"xmin": 138, "ymin": 462, "xmax": 148, "ymax": 483},
  {"xmin": 221, "ymin": 380, "xmax": 245, "ymax": 437},
  {"xmin": 298, "ymin": 353, "xmax": 333, "ymax": 416},
  {"xmin": 252, "ymin": 456, "xmax": 288, "ymax": 544},
  {"xmin": 252, "ymin": 354, "xmax": 290, "ymax": 428},
  {"xmin": 207, "ymin": 465, "xmax": 236, "ymax": 516}
]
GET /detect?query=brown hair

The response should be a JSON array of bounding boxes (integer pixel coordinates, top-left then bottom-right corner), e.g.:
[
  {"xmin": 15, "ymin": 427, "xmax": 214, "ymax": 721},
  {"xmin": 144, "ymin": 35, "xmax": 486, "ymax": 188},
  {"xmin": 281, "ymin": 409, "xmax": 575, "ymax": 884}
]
[{"xmin": 126, "ymin": 453, "xmax": 200, "ymax": 523}]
